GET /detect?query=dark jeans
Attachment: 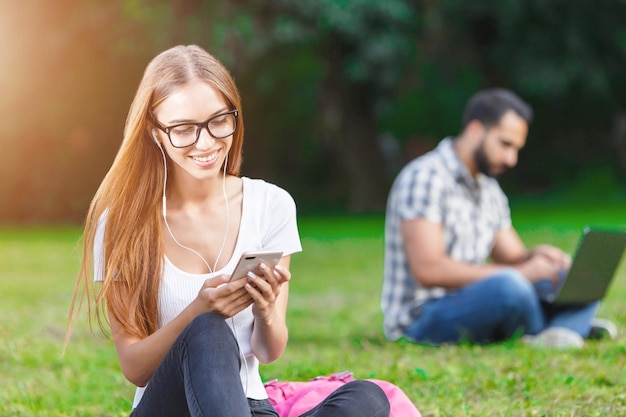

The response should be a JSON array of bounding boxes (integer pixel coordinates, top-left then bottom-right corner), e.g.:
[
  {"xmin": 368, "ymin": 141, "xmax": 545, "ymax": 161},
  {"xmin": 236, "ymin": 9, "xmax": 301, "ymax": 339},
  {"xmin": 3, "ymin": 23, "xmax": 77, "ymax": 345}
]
[
  {"xmin": 248, "ymin": 381, "xmax": 390, "ymax": 417},
  {"xmin": 131, "ymin": 313, "xmax": 390, "ymax": 417}
]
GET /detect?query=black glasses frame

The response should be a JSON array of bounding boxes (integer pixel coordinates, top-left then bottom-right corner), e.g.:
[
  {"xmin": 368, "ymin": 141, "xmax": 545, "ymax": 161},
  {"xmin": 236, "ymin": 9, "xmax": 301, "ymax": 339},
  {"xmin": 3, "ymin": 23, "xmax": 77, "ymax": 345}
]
[{"xmin": 154, "ymin": 109, "xmax": 238, "ymax": 148}]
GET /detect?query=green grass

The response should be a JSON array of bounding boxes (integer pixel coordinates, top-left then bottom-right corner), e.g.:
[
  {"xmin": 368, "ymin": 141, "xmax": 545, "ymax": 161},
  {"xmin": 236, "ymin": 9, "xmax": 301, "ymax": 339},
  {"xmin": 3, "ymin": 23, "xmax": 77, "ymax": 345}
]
[{"xmin": 1, "ymin": 201, "xmax": 626, "ymax": 416}]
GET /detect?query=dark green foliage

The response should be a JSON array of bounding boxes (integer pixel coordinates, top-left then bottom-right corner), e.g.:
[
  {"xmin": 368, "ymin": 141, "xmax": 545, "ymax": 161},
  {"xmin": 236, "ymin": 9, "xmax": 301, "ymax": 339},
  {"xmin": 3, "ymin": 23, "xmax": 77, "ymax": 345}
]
[{"xmin": 1, "ymin": 0, "xmax": 626, "ymax": 222}]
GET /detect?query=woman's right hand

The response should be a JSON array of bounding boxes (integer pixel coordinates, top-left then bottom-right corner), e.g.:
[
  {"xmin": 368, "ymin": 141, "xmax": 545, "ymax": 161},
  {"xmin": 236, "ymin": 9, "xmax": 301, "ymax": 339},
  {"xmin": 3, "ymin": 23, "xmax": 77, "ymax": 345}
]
[{"xmin": 193, "ymin": 275, "xmax": 254, "ymax": 318}]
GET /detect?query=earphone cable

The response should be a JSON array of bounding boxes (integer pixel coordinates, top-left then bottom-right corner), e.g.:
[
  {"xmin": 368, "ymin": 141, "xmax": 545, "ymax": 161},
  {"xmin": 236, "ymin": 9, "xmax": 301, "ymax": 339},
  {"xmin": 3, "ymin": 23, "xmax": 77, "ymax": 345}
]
[
  {"xmin": 157, "ymin": 142, "xmax": 247, "ymax": 395},
  {"xmin": 157, "ymin": 143, "xmax": 229, "ymax": 273}
]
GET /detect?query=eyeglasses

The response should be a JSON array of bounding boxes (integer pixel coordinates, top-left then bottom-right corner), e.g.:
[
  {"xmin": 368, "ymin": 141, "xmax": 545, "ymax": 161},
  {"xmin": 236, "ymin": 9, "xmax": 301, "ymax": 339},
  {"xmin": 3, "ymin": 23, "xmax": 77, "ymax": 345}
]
[{"xmin": 154, "ymin": 110, "xmax": 238, "ymax": 148}]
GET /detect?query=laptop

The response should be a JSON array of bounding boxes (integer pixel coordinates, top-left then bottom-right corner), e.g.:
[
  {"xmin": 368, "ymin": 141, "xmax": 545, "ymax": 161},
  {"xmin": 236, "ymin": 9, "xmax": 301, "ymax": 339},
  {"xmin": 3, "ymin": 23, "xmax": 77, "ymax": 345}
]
[{"xmin": 538, "ymin": 227, "xmax": 626, "ymax": 305}]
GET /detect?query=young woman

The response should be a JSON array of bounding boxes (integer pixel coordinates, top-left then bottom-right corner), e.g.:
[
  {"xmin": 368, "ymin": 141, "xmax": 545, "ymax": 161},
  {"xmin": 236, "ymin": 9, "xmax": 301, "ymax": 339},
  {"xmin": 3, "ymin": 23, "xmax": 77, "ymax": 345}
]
[{"xmin": 68, "ymin": 45, "xmax": 390, "ymax": 417}]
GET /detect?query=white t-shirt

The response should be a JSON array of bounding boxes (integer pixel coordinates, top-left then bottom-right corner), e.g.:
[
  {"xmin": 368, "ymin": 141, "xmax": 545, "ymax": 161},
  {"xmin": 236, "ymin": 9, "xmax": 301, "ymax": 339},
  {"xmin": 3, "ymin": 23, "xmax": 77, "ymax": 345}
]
[{"xmin": 94, "ymin": 177, "xmax": 302, "ymax": 409}]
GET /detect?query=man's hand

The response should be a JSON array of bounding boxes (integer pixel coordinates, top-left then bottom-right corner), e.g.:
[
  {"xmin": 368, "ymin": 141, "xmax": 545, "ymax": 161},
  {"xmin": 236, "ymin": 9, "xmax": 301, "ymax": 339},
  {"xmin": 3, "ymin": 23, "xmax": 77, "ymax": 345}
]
[
  {"xmin": 516, "ymin": 249, "xmax": 566, "ymax": 284},
  {"xmin": 530, "ymin": 244, "xmax": 572, "ymax": 270}
]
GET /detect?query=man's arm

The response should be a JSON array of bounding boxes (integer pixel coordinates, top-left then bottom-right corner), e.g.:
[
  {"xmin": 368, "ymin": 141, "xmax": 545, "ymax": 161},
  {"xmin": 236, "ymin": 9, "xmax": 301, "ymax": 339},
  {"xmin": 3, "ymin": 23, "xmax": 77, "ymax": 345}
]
[
  {"xmin": 401, "ymin": 218, "xmax": 505, "ymax": 288},
  {"xmin": 490, "ymin": 226, "xmax": 528, "ymax": 264},
  {"xmin": 491, "ymin": 226, "xmax": 567, "ymax": 283},
  {"xmin": 402, "ymin": 220, "xmax": 565, "ymax": 288}
]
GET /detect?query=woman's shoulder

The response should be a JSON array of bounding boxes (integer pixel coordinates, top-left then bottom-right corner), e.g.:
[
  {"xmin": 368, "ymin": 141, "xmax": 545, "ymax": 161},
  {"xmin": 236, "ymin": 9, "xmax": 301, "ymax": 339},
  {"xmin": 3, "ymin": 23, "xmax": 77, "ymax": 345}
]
[
  {"xmin": 241, "ymin": 177, "xmax": 298, "ymax": 219},
  {"xmin": 242, "ymin": 177, "xmax": 294, "ymax": 199}
]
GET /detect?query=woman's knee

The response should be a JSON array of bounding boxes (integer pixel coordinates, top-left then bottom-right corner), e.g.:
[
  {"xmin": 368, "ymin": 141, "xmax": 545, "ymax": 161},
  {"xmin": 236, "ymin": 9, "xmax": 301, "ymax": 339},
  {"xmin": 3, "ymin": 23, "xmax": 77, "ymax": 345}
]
[
  {"xmin": 190, "ymin": 311, "xmax": 226, "ymax": 327},
  {"xmin": 180, "ymin": 313, "xmax": 237, "ymax": 350},
  {"xmin": 175, "ymin": 313, "xmax": 242, "ymax": 373},
  {"xmin": 337, "ymin": 380, "xmax": 390, "ymax": 417}
]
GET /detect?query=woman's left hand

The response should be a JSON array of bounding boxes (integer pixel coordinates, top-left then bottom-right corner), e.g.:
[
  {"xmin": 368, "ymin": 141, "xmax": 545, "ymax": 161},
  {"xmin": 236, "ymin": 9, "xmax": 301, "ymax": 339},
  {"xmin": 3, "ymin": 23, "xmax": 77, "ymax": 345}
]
[
  {"xmin": 246, "ymin": 263, "xmax": 291, "ymax": 325},
  {"xmin": 248, "ymin": 257, "xmax": 291, "ymax": 363}
]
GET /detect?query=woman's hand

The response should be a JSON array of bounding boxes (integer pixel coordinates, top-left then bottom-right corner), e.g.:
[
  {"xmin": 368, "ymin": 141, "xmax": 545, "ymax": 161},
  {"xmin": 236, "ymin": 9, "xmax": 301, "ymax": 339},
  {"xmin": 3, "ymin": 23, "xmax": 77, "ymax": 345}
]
[
  {"xmin": 192, "ymin": 275, "xmax": 254, "ymax": 319},
  {"xmin": 247, "ymin": 257, "xmax": 291, "ymax": 363},
  {"xmin": 246, "ymin": 264, "xmax": 291, "ymax": 325}
]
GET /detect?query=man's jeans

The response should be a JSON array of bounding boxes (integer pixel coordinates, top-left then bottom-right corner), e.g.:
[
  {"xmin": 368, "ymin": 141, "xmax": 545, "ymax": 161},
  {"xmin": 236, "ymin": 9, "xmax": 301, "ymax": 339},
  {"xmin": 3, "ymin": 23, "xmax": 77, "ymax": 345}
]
[
  {"xmin": 405, "ymin": 268, "xmax": 599, "ymax": 344},
  {"xmin": 131, "ymin": 313, "xmax": 390, "ymax": 417}
]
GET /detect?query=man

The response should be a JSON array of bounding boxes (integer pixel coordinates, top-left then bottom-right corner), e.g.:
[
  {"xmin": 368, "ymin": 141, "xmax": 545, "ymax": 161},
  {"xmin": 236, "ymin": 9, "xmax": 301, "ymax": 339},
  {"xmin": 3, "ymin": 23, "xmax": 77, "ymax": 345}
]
[{"xmin": 382, "ymin": 88, "xmax": 614, "ymax": 348}]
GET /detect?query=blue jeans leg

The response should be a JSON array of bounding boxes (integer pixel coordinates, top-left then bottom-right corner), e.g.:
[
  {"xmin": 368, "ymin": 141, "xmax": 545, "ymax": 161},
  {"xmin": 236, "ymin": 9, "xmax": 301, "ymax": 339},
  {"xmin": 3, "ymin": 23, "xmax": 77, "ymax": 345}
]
[
  {"xmin": 533, "ymin": 270, "xmax": 600, "ymax": 337},
  {"xmin": 542, "ymin": 301, "xmax": 600, "ymax": 337},
  {"xmin": 299, "ymin": 380, "xmax": 390, "ymax": 417},
  {"xmin": 405, "ymin": 268, "xmax": 545, "ymax": 344},
  {"xmin": 131, "ymin": 313, "xmax": 251, "ymax": 417}
]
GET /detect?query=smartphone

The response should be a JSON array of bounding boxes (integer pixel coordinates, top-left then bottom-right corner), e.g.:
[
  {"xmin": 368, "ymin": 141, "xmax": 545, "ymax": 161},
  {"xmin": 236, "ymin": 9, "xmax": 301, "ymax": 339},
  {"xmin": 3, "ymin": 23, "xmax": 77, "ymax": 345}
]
[{"xmin": 230, "ymin": 250, "xmax": 283, "ymax": 282}]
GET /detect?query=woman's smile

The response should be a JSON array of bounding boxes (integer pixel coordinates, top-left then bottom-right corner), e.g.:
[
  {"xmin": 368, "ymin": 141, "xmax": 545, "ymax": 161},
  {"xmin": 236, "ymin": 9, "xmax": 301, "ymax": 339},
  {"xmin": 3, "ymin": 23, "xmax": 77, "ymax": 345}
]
[{"xmin": 190, "ymin": 150, "xmax": 220, "ymax": 167}]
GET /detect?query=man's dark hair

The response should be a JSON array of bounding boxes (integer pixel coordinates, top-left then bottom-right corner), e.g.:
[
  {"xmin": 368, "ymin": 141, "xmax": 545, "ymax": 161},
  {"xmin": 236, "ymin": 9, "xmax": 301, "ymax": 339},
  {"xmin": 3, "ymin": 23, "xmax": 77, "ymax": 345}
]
[{"xmin": 461, "ymin": 88, "xmax": 533, "ymax": 130}]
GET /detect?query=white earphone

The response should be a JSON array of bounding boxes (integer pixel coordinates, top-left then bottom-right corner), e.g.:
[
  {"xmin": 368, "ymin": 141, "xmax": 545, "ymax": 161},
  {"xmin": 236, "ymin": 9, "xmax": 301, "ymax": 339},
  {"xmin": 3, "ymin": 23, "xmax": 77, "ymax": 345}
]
[
  {"xmin": 151, "ymin": 129, "xmax": 162, "ymax": 147},
  {"xmin": 155, "ymin": 126, "xmax": 230, "ymax": 274},
  {"xmin": 151, "ymin": 126, "xmax": 245, "ymax": 393}
]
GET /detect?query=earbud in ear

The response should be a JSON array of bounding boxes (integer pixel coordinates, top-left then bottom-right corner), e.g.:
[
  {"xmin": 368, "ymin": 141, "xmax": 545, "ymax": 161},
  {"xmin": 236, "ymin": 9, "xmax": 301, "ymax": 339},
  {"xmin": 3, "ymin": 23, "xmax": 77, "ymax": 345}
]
[{"xmin": 151, "ymin": 129, "xmax": 161, "ymax": 146}]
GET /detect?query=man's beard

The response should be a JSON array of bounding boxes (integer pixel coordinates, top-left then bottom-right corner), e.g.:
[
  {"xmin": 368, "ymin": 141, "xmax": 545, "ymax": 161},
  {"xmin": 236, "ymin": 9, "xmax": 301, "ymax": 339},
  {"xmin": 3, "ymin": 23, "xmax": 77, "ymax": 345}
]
[{"xmin": 473, "ymin": 143, "xmax": 504, "ymax": 178}]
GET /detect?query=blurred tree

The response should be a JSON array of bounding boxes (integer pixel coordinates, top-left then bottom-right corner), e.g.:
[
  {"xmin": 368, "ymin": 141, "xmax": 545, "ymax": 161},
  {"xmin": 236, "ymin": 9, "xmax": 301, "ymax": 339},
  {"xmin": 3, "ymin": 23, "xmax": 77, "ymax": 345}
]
[
  {"xmin": 2, "ymin": 0, "xmax": 625, "ymax": 223},
  {"xmin": 139, "ymin": 0, "xmax": 422, "ymax": 212},
  {"xmin": 0, "ymin": 0, "xmax": 172, "ymax": 222},
  {"xmin": 212, "ymin": 0, "xmax": 420, "ymax": 211},
  {"xmin": 428, "ymin": 0, "xmax": 626, "ymax": 189}
]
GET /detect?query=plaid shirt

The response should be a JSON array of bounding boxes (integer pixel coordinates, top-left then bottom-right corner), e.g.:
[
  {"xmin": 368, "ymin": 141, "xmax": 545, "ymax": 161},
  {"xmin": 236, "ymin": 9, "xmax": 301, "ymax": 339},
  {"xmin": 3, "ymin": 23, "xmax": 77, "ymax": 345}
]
[{"xmin": 382, "ymin": 138, "xmax": 512, "ymax": 340}]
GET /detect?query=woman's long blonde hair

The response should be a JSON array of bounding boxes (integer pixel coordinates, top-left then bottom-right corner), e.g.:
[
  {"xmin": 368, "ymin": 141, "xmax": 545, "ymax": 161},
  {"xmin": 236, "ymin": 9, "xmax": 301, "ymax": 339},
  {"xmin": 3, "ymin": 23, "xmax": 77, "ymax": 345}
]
[{"xmin": 66, "ymin": 45, "xmax": 244, "ymax": 343}]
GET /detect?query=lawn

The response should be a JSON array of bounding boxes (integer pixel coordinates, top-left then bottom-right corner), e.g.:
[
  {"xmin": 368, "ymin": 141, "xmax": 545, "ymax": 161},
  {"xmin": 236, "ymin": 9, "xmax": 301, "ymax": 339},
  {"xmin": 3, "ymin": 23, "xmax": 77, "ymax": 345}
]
[{"xmin": 1, "ymin": 201, "xmax": 625, "ymax": 416}]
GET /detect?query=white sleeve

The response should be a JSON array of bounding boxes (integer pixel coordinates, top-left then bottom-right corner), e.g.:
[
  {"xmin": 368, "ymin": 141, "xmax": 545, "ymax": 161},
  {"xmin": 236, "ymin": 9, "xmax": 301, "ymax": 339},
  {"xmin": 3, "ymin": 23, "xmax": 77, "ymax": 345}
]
[{"xmin": 261, "ymin": 184, "xmax": 302, "ymax": 257}]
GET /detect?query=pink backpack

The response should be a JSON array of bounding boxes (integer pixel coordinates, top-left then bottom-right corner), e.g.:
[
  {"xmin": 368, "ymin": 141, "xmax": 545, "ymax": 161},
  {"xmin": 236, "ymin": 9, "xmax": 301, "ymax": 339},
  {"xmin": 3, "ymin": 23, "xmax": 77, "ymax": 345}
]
[{"xmin": 264, "ymin": 371, "xmax": 421, "ymax": 417}]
